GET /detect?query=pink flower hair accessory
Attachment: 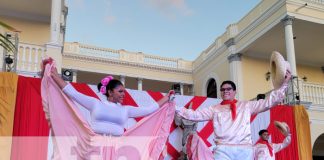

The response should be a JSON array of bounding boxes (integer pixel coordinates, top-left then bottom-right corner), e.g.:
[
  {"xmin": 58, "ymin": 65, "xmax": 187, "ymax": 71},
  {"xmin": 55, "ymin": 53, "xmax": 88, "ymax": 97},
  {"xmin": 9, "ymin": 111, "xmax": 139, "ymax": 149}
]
[{"xmin": 100, "ymin": 76, "xmax": 114, "ymax": 94}]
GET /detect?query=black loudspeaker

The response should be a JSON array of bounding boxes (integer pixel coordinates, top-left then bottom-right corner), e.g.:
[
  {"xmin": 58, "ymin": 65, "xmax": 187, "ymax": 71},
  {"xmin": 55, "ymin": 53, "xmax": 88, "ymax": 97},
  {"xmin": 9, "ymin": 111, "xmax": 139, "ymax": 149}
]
[{"xmin": 62, "ymin": 69, "xmax": 73, "ymax": 81}]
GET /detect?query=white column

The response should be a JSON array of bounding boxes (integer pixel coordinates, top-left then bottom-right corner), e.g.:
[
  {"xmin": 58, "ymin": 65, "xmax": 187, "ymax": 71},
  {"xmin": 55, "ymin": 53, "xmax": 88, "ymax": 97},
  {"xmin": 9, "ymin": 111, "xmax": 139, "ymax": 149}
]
[
  {"xmin": 72, "ymin": 69, "xmax": 77, "ymax": 82},
  {"xmin": 180, "ymin": 83, "xmax": 184, "ymax": 95},
  {"xmin": 50, "ymin": 0, "xmax": 62, "ymax": 44},
  {"xmin": 225, "ymin": 38, "xmax": 243, "ymax": 100},
  {"xmin": 137, "ymin": 78, "xmax": 143, "ymax": 91},
  {"xmin": 120, "ymin": 75, "xmax": 126, "ymax": 86},
  {"xmin": 282, "ymin": 15, "xmax": 297, "ymax": 76},
  {"xmin": 228, "ymin": 53, "xmax": 243, "ymax": 100},
  {"xmin": 190, "ymin": 84, "xmax": 195, "ymax": 96}
]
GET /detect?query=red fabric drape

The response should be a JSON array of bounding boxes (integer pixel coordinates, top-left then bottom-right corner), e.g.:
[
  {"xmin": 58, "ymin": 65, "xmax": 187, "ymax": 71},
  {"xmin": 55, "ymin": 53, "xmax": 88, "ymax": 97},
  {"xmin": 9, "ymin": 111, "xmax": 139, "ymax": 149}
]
[
  {"xmin": 11, "ymin": 76, "xmax": 50, "ymax": 160},
  {"xmin": 269, "ymin": 105, "xmax": 299, "ymax": 160}
]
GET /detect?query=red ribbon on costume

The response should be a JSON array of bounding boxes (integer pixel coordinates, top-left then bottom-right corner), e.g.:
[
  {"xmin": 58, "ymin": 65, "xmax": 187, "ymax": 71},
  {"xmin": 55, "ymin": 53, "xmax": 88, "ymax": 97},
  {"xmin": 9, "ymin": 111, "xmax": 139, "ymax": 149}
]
[
  {"xmin": 220, "ymin": 99, "xmax": 237, "ymax": 120},
  {"xmin": 258, "ymin": 139, "xmax": 273, "ymax": 157}
]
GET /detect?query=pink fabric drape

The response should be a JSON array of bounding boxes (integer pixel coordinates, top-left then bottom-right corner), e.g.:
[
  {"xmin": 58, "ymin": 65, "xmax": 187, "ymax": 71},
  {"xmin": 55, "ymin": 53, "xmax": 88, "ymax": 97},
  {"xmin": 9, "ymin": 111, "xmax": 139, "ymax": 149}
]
[
  {"xmin": 186, "ymin": 134, "xmax": 213, "ymax": 160},
  {"xmin": 41, "ymin": 63, "xmax": 175, "ymax": 159}
]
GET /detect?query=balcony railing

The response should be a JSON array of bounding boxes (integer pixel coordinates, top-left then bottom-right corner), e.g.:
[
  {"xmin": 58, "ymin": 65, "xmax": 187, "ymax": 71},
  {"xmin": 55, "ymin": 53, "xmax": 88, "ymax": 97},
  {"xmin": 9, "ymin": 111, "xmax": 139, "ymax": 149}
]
[
  {"xmin": 252, "ymin": 79, "xmax": 324, "ymax": 107},
  {"xmin": 64, "ymin": 42, "xmax": 192, "ymax": 71},
  {"xmin": 16, "ymin": 42, "xmax": 46, "ymax": 73},
  {"xmin": 301, "ymin": 82, "xmax": 324, "ymax": 105}
]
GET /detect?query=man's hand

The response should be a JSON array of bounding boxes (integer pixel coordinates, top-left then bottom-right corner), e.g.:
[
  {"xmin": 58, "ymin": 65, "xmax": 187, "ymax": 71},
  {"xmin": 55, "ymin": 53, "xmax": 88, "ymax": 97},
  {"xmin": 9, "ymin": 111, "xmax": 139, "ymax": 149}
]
[
  {"xmin": 274, "ymin": 121, "xmax": 290, "ymax": 136},
  {"xmin": 284, "ymin": 62, "xmax": 292, "ymax": 84}
]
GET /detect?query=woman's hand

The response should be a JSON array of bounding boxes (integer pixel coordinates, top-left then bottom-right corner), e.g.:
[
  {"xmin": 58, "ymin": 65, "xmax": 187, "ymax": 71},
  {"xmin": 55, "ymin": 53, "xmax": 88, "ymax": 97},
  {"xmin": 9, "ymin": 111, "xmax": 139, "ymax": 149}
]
[
  {"xmin": 167, "ymin": 90, "xmax": 175, "ymax": 97},
  {"xmin": 50, "ymin": 66, "xmax": 59, "ymax": 79},
  {"xmin": 167, "ymin": 90, "xmax": 175, "ymax": 102},
  {"xmin": 157, "ymin": 90, "xmax": 175, "ymax": 107},
  {"xmin": 40, "ymin": 57, "xmax": 54, "ymax": 78}
]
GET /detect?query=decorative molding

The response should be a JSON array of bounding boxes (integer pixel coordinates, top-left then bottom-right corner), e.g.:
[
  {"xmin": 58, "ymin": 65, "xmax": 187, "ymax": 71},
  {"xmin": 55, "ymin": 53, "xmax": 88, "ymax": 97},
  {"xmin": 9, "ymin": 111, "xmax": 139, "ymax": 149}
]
[
  {"xmin": 235, "ymin": 0, "xmax": 286, "ymax": 52},
  {"xmin": 194, "ymin": 0, "xmax": 286, "ymax": 73},
  {"xmin": 63, "ymin": 63, "xmax": 193, "ymax": 84},
  {"xmin": 227, "ymin": 53, "xmax": 242, "ymax": 63},
  {"xmin": 281, "ymin": 15, "xmax": 295, "ymax": 26},
  {"xmin": 16, "ymin": 70, "xmax": 39, "ymax": 77},
  {"xmin": 0, "ymin": 8, "xmax": 50, "ymax": 23},
  {"xmin": 224, "ymin": 38, "xmax": 235, "ymax": 48},
  {"xmin": 307, "ymin": 105, "xmax": 324, "ymax": 112},
  {"xmin": 46, "ymin": 42, "xmax": 63, "ymax": 49},
  {"xmin": 310, "ymin": 118, "xmax": 324, "ymax": 124},
  {"xmin": 193, "ymin": 45, "xmax": 227, "ymax": 73}
]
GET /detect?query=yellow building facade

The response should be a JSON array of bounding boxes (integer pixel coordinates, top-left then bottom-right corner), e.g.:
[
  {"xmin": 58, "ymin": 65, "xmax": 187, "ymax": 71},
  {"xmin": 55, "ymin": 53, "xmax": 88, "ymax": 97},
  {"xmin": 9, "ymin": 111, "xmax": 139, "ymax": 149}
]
[{"xmin": 1, "ymin": 0, "xmax": 324, "ymax": 157}]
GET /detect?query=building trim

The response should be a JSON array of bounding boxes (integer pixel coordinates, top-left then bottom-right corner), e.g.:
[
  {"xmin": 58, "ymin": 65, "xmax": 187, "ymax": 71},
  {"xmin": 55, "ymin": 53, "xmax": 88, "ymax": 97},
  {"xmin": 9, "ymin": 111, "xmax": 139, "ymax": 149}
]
[
  {"xmin": 193, "ymin": 45, "xmax": 227, "ymax": 73},
  {"xmin": 193, "ymin": 0, "xmax": 286, "ymax": 73},
  {"xmin": 235, "ymin": 1, "xmax": 287, "ymax": 52},
  {"xmin": 310, "ymin": 118, "xmax": 324, "ymax": 124},
  {"xmin": 0, "ymin": 8, "xmax": 50, "ymax": 23},
  {"xmin": 307, "ymin": 105, "xmax": 324, "ymax": 112}
]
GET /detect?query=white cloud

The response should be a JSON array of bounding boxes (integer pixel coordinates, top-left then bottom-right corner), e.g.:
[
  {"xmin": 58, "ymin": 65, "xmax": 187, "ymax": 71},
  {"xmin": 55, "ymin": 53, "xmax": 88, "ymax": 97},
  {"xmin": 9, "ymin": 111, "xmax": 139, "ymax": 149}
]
[
  {"xmin": 105, "ymin": 15, "xmax": 116, "ymax": 24},
  {"xmin": 103, "ymin": 0, "xmax": 117, "ymax": 25},
  {"xmin": 142, "ymin": 0, "xmax": 194, "ymax": 20}
]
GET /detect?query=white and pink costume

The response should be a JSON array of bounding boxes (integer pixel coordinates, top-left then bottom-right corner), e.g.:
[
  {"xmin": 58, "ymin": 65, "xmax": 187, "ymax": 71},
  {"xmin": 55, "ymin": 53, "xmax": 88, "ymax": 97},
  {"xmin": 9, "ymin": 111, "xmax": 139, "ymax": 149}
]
[
  {"xmin": 254, "ymin": 134, "xmax": 291, "ymax": 160},
  {"xmin": 41, "ymin": 63, "xmax": 175, "ymax": 160},
  {"xmin": 176, "ymin": 83, "xmax": 288, "ymax": 160}
]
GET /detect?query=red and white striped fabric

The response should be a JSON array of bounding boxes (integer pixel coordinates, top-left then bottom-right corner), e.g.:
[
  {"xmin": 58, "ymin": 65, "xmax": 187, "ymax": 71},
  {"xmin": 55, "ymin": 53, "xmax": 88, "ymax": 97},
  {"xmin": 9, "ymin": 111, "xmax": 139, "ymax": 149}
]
[
  {"xmin": 44, "ymin": 84, "xmax": 275, "ymax": 160},
  {"xmin": 11, "ymin": 76, "xmax": 296, "ymax": 160}
]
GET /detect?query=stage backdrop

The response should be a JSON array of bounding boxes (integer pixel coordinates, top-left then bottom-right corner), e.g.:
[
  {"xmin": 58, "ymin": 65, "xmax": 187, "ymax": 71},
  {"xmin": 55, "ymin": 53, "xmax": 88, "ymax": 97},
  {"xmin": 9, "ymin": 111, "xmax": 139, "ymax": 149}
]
[{"xmin": 0, "ymin": 73, "xmax": 312, "ymax": 160}]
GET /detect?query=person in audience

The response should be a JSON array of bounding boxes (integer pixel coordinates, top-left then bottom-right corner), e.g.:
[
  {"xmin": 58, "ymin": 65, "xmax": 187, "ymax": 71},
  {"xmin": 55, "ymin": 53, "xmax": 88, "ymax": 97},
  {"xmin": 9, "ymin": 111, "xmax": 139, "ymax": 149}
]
[
  {"xmin": 175, "ymin": 102, "xmax": 198, "ymax": 160},
  {"xmin": 254, "ymin": 126, "xmax": 291, "ymax": 160}
]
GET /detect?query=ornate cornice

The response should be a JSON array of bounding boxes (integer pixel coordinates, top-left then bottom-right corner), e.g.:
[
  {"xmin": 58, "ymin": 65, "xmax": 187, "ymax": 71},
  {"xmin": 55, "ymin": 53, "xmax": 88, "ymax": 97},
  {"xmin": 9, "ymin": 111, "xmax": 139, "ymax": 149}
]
[
  {"xmin": 281, "ymin": 15, "xmax": 295, "ymax": 26},
  {"xmin": 193, "ymin": 45, "xmax": 227, "ymax": 73},
  {"xmin": 224, "ymin": 38, "xmax": 235, "ymax": 48},
  {"xmin": 235, "ymin": 0, "xmax": 286, "ymax": 52},
  {"xmin": 227, "ymin": 53, "xmax": 242, "ymax": 63},
  {"xmin": 63, "ymin": 53, "xmax": 193, "ymax": 74}
]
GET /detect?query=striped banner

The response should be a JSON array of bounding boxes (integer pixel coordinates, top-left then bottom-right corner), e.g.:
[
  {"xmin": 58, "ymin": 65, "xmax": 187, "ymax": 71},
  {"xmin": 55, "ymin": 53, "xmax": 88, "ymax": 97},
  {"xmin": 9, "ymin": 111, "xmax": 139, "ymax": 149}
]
[{"xmin": 0, "ymin": 74, "xmax": 311, "ymax": 160}]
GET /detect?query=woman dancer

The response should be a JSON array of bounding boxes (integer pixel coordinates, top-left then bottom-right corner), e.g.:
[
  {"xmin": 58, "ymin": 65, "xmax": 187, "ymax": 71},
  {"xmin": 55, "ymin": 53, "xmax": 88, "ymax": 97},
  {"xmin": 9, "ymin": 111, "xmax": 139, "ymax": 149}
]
[{"xmin": 41, "ymin": 58, "xmax": 175, "ymax": 159}]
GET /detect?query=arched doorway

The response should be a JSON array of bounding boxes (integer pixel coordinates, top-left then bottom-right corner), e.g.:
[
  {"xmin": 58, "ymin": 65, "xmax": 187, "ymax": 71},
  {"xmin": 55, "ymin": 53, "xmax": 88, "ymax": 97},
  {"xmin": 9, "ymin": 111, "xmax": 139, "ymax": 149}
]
[
  {"xmin": 207, "ymin": 78, "xmax": 217, "ymax": 98},
  {"xmin": 313, "ymin": 133, "xmax": 324, "ymax": 160}
]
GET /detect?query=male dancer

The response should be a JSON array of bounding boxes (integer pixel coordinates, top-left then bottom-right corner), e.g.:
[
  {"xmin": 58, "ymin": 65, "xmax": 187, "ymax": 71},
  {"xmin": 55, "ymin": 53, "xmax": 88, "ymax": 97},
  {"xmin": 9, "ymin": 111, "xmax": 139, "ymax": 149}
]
[{"xmin": 176, "ymin": 70, "xmax": 291, "ymax": 160}]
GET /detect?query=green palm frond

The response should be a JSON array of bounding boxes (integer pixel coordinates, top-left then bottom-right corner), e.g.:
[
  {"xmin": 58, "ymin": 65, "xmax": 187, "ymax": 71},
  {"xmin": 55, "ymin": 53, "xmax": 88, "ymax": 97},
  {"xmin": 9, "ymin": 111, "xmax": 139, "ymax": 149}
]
[
  {"xmin": 0, "ymin": 34, "xmax": 16, "ymax": 53},
  {"xmin": 0, "ymin": 20, "xmax": 18, "ymax": 53}
]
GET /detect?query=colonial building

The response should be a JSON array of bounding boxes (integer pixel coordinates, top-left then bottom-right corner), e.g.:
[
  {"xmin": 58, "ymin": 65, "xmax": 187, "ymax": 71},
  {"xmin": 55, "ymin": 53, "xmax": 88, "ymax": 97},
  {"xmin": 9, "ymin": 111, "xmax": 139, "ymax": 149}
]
[{"xmin": 1, "ymin": 0, "xmax": 324, "ymax": 157}]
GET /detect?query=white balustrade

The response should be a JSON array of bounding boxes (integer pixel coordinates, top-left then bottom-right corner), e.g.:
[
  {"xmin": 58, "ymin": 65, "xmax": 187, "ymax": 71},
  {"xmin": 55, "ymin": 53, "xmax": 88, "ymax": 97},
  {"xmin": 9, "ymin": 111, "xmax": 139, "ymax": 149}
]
[
  {"xmin": 143, "ymin": 55, "xmax": 178, "ymax": 68},
  {"xmin": 251, "ymin": 81, "xmax": 324, "ymax": 107},
  {"xmin": 305, "ymin": 0, "xmax": 324, "ymax": 5},
  {"xmin": 78, "ymin": 44, "xmax": 120, "ymax": 59},
  {"xmin": 64, "ymin": 42, "xmax": 192, "ymax": 71},
  {"xmin": 17, "ymin": 43, "xmax": 46, "ymax": 72}
]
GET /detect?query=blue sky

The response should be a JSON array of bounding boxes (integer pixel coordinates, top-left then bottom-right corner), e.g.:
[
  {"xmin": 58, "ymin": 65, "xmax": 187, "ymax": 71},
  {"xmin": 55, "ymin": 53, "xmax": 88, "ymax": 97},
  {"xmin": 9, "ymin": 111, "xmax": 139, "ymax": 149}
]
[{"xmin": 65, "ymin": 0, "xmax": 261, "ymax": 61}]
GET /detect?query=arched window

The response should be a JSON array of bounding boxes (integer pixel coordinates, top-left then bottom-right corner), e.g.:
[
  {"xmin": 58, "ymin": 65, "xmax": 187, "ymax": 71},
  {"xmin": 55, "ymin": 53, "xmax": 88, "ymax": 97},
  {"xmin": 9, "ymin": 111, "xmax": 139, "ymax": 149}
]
[
  {"xmin": 207, "ymin": 78, "xmax": 217, "ymax": 98},
  {"xmin": 313, "ymin": 133, "xmax": 324, "ymax": 159}
]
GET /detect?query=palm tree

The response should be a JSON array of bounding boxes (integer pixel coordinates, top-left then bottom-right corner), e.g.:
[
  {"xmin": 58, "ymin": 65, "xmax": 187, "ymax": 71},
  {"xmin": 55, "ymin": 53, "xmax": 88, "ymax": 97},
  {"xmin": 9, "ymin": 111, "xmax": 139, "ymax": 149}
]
[{"xmin": 0, "ymin": 21, "xmax": 17, "ymax": 53}]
